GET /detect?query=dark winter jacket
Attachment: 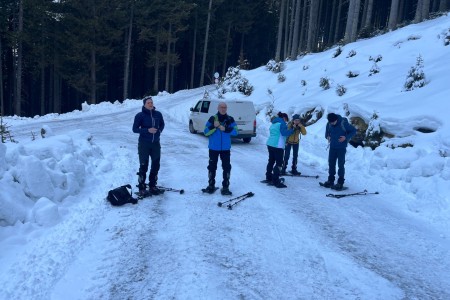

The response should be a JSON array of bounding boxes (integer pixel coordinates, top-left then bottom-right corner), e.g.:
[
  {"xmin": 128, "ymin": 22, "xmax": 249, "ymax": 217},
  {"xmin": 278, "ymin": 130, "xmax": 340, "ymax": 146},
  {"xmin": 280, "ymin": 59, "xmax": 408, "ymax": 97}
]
[
  {"xmin": 132, "ymin": 106, "xmax": 165, "ymax": 143},
  {"xmin": 325, "ymin": 114, "xmax": 356, "ymax": 149},
  {"xmin": 204, "ymin": 113, "xmax": 238, "ymax": 151}
]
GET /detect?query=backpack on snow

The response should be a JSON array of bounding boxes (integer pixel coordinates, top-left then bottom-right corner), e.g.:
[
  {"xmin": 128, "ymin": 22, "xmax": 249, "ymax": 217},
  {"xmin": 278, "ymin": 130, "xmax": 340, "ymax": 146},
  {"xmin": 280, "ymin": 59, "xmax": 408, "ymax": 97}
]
[{"xmin": 107, "ymin": 184, "xmax": 138, "ymax": 206}]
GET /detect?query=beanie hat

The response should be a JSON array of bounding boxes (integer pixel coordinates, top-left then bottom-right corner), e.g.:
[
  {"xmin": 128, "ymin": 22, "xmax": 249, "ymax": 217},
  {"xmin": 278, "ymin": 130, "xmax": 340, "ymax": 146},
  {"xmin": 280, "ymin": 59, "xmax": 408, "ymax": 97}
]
[
  {"xmin": 292, "ymin": 114, "xmax": 300, "ymax": 120},
  {"xmin": 327, "ymin": 113, "xmax": 338, "ymax": 122},
  {"xmin": 143, "ymin": 96, "xmax": 152, "ymax": 105}
]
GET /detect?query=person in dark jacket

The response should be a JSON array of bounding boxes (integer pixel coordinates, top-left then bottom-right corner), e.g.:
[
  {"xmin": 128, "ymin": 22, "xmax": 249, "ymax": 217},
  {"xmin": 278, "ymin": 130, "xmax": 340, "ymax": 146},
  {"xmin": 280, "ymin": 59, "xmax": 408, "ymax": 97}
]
[
  {"xmin": 132, "ymin": 96, "xmax": 165, "ymax": 196},
  {"xmin": 323, "ymin": 113, "xmax": 356, "ymax": 190},
  {"xmin": 203, "ymin": 102, "xmax": 238, "ymax": 195}
]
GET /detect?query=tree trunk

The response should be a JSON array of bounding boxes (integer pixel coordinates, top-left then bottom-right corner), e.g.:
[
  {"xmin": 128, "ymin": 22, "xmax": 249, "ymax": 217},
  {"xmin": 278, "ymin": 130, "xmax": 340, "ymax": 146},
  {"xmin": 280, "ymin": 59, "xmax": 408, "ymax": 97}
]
[
  {"xmin": 153, "ymin": 32, "xmax": 160, "ymax": 92},
  {"xmin": 364, "ymin": 0, "xmax": 374, "ymax": 28},
  {"xmin": 0, "ymin": 37, "xmax": 4, "ymax": 115},
  {"xmin": 299, "ymin": 0, "xmax": 308, "ymax": 52},
  {"xmin": 327, "ymin": 0, "xmax": 337, "ymax": 45},
  {"xmin": 200, "ymin": 0, "xmax": 213, "ymax": 87},
  {"xmin": 422, "ymin": 0, "xmax": 430, "ymax": 19},
  {"xmin": 14, "ymin": 0, "xmax": 24, "ymax": 116},
  {"xmin": 40, "ymin": 62, "xmax": 45, "ymax": 115},
  {"xmin": 275, "ymin": 0, "xmax": 286, "ymax": 61},
  {"xmin": 190, "ymin": 12, "xmax": 198, "ymax": 89},
  {"xmin": 165, "ymin": 23, "xmax": 172, "ymax": 92},
  {"xmin": 415, "ymin": 0, "xmax": 423, "ymax": 23},
  {"xmin": 334, "ymin": 0, "xmax": 343, "ymax": 43},
  {"xmin": 351, "ymin": 0, "xmax": 361, "ymax": 41},
  {"xmin": 290, "ymin": 0, "xmax": 302, "ymax": 59},
  {"xmin": 307, "ymin": 0, "xmax": 320, "ymax": 52},
  {"xmin": 90, "ymin": 48, "xmax": 97, "ymax": 104},
  {"xmin": 388, "ymin": 0, "xmax": 400, "ymax": 30},
  {"xmin": 285, "ymin": 0, "xmax": 293, "ymax": 59},
  {"xmin": 123, "ymin": 3, "xmax": 134, "ymax": 101},
  {"xmin": 439, "ymin": 0, "xmax": 447, "ymax": 11},
  {"xmin": 222, "ymin": 22, "xmax": 232, "ymax": 76},
  {"xmin": 53, "ymin": 63, "xmax": 61, "ymax": 114}
]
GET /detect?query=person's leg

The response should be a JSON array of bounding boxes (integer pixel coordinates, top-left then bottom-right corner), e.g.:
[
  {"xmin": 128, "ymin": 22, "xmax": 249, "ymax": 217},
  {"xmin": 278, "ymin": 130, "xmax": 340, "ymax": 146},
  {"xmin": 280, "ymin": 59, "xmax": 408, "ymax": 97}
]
[
  {"xmin": 272, "ymin": 148, "xmax": 285, "ymax": 185},
  {"xmin": 291, "ymin": 143, "xmax": 299, "ymax": 173},
  {"xmin": 220, "ymin": 150, "xmax": 231, "ymax": 189},
  {"xmin": 266, "ymin": 146, "xmax": 276, "ymax": 181},
  {"xmin": 148, "ymin": 142, "xmax": 161, "ymax": 188},
  {"xmin": 137, "ymin": 142, "xmax": 151, "ymax": 191},
  {"xmin": 337, "ymin": 148, "xmax": 347, "ymax": 185},
  {"xmin": 207, "ymin": 150, "xmax": 220, "ymax": 188},
  {"xmin": 327, "ymin": 148, "xmax": 338, "ymax": 184},
  {"xmin": 282, "ymin": 143, "xmax": 291, "ymax": 174}
]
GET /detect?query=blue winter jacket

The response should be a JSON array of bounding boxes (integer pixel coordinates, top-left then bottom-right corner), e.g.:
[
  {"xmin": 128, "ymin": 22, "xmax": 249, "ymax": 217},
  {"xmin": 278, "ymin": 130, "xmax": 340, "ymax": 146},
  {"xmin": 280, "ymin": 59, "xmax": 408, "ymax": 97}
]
[
  {"xmin": 325, "ymin": 115, "xmax": 356, "ymax": 149},
  {"xmin": 266, "ymin": 117, "xmax": 294, "ymax": 148},
  {"xmin": 204, "ymin": 113, "xmax": 238, "ymax": 151},
  {"xmin": 132, "ymin": 106, "xmax": 165, "ymax": 143}
]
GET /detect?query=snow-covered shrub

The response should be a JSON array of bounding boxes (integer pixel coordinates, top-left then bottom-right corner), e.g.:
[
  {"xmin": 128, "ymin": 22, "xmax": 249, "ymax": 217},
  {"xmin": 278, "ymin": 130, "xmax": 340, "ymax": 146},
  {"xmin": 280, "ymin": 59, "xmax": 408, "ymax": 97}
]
[
  {"xmin": 219, "ymin": 66, "xmax": 254, "ymax": 96},
  {"xmin": 300, "ymin": 80, "xmax": 307, "ymax": 86},
  {"xmin": 369, "ymin": 63, "xmax": 380, "ymax": 76},
  {"xmin": 319, "ymin": 77, "xmax": 331, "ymax": 90},
  {"xmin": 302, "ymin": 65, "xmax": 309, "ymax": 71},
  {"xmin": 365, "ymin": 112, "xmax": 383, "ymax": 149},
  {"xmin": 403, "ymin": 55, "xmax": 426, "ymax": 91},
  {"xmin": 369, "ymin": 55, "xmax": 383, "ymax": 63},
  {"xmin": 442, "ymin": 28, "xmax": 450, "ymax": 46},
  {"xmin": 347, "ymin": 50, "xmax": 357, "ymax": 58},
  {"xmin": 332, "ymin": 46, "xmax": 342, "ymax": 58},
  {"xmin": 336, "ymin": 84, "xmax": 347, "ymax": 96},
  {"xmin": 0, "ymin": 116, "xmax": 16, "ymax": 143},
  {"xmin": 266, "ymin": 59, "xmax": 285, "ymax": 73},
  {"xmin": 346, "ymin": 70, "xmax": 359, "ymax": 78},
  {"xmin": 277, "ymin": 73, "xmax": 286, "ymax": 83}
]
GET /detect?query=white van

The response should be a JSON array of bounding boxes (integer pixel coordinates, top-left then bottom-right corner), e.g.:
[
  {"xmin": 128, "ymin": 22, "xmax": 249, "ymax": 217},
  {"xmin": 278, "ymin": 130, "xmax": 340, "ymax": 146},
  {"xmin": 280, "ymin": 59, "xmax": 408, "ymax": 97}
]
[{"xmin": 189, "ymin": 98, "xmax": 257, "ymax": 143}]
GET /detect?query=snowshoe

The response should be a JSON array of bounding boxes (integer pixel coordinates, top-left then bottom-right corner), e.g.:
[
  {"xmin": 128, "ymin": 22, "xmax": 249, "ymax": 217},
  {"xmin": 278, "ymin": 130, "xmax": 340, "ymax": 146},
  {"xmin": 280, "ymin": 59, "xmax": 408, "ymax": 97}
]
[
  {"xmin": 319, "ymin": 181, "xmax": 333, "ymax": 188},
  {"xmin": 202, "ymin": 186, "xmax": 219, "ymax": 194}
]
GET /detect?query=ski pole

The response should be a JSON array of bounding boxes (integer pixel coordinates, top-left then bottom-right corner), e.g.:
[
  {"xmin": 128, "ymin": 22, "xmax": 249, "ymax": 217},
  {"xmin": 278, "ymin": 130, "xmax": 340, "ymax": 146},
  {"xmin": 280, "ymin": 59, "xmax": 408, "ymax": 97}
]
[
  {"xmin": 326, "ymin": 190, "xmax": 379, "ymax": 198},
  {"xmin": 217, "ymin": 192, "xmax": 253, "ymax": 207},
  {"xmin": 227, "ymin": 192, "xmax": 255, "ymax": 210},
  {"xmin": 156, "ymin": 186, "xmax": 185, "ymax": 194}
]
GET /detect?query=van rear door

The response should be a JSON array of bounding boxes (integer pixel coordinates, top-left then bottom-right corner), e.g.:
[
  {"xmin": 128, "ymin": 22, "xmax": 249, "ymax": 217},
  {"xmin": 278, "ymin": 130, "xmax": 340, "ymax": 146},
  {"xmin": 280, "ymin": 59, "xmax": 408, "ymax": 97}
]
[{"xmin": 226, "ymin": 101, "xmax": 256, "ymax": 137}]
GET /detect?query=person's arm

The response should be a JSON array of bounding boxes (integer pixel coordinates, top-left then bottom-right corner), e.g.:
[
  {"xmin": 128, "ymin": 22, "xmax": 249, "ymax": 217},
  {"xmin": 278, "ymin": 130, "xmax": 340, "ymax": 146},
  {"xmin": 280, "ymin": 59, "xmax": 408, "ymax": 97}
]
[
  {"xmin": 158, "ymin": 112, "xmax": 165, "ymax": 133},
  {"xmin": 280, "ymin": 122, "xmax": 294, "ymax": 137},
  {"xmin": 132, "ymin": 114, "xmax": 146, "ymax": 134},
  {"xmin": 345, "ymin": 122, "xmax": 357, "ymax": 141},
  {"xmin": 224, "ymin": 117, "xmax": 238, "ymax": 136},
  {"xmin": 204, "ymin": 116, "xmax": 217, "ymax": 136}
]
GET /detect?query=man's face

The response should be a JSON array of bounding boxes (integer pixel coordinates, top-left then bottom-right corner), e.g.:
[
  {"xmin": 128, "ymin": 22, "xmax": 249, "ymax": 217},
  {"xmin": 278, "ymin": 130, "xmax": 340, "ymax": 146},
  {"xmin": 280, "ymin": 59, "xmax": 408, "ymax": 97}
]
[
  {"xmin": 144, "ymin": 99, "xmax": 154, "ymax": 110},
  {"xmin": 218, "ymin": 103, "xmax": 227, "ymax": 115}
]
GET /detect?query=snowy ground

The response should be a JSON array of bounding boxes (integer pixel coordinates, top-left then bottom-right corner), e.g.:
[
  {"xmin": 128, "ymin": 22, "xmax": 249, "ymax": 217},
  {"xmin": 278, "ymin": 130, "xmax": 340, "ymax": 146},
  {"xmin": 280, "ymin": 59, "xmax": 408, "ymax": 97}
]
[{"xmin": 1, "ymin": 15, "xmax": 450, "ymax": 300}]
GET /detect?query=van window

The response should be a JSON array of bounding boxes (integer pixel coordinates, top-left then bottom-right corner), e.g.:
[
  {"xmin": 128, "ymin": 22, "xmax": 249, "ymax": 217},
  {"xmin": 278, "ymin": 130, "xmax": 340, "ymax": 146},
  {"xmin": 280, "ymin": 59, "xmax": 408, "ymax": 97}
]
[
  {"xmin": 201, "ymin": 101, "xmax": 210, "ymax": 113},
  {"xmin": 193, "ymin": 101, "xmax": 202, "ymax": 112}
]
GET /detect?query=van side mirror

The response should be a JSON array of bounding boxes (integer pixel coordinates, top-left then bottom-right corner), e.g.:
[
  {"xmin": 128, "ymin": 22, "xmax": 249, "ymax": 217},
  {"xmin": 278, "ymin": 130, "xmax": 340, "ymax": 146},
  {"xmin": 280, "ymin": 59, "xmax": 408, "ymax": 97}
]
[{"xmin": 190, "ymin": 107, "xmax": 194, "ymax": 111}]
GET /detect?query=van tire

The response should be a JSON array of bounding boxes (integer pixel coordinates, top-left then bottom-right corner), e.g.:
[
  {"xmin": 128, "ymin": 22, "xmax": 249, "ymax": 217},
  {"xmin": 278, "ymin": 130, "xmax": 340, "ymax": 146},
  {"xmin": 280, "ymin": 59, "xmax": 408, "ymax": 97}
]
[
  {"xmin": 189, "ymin": 121, "xmax": 197, "ymax": 134},
  {"xmin": 243, "ymin": 137, "xmax": 251, "ymax": 143}
]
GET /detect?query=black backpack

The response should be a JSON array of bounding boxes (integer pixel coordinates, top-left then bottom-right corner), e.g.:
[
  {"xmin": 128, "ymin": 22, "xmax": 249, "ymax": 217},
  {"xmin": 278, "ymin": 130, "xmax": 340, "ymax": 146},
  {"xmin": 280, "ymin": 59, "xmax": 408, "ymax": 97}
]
[{"xmin": 107, "ymin": 184, "xmax": 138, "ymax": 206}]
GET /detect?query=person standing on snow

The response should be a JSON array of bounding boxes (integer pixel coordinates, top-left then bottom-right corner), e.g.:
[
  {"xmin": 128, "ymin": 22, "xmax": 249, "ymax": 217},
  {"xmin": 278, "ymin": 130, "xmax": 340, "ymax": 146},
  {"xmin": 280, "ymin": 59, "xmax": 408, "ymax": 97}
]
[
  {"xmin": 322, "ymin": 112, "xmax": 356, "ymax": 190},
  {"xmin": 132, "ymin": 96, "xmax": 165, "ymax": 196},
  {"xmin": 203, "ymin": 102, "xmax": 238, "ymax": 195},
  {"xmin": 264, "ymin": 112, "xmax": 294, "ymax": 188},
  {"xmin": 282, "ymin": 114, "xmax": 307, "ymax": 175}
]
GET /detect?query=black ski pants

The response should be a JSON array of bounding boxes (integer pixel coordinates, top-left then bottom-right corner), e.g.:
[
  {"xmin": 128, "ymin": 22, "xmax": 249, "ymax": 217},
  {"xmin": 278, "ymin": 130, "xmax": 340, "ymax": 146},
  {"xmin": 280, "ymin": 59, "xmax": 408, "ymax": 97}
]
[
  {"xmin": 138, "ymin": 140, "xmax": 161, "ymax": 188},
  {"xmin": 266, "ymin": 145, "xmax": 284, "ymax": 184},
  {"xmin": 207, "ymin": 149, "xmax": 231, "ymax": 188}
]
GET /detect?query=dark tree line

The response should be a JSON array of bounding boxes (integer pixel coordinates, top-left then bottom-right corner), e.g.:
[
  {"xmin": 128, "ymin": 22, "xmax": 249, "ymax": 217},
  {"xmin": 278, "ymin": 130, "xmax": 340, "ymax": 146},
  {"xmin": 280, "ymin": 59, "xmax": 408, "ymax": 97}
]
[{"xmin": 0, "ymin": 0, "xmax": 448, "ymax": 117}]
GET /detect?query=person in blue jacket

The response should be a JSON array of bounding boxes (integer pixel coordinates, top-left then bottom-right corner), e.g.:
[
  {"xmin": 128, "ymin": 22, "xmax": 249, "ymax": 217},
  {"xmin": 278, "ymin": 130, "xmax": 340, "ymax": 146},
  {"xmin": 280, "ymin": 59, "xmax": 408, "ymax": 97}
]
[
  {"xmin": 323, "ymin": 113, "xmax": 356, "ymax": 190},
  {"xmin": 132, "ymin": 96, "xmax": 165, "ymax": 196},
  {"xmin": 203, "ymin": 102, "xmax": 238, "ymax": 195},
  {"xmin": 265, "ymin": 112, "xmax": 294, "ymax": 188}
]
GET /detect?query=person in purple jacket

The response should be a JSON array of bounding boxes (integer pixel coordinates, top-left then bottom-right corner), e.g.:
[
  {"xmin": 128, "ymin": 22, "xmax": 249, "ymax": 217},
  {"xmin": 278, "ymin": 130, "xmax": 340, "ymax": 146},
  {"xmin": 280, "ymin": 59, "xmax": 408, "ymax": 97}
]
[{"xmin": 132, "ymin": 96, "xmax": 165, "ymax": 196}]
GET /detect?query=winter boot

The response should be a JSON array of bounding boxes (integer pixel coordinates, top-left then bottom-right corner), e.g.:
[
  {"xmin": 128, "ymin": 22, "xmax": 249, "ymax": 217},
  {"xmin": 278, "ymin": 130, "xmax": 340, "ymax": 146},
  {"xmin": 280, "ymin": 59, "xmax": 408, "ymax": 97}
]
[
  {"xmin": 332, "ymin": 183, "xmax": 344, "ymax": 191},
  {"xmin": 290, "ymin": 168, "xmax": 300, "ymax": 175},
  {"xmin": 221, "ymin": 187, "xmax": 232, "ymax": 195},
  {"xmin": 322, "ymin": 181, "xmax": 334, "ymax": 188},
  {"xmin": 149, "ymin": 186, "xmax": 163, "ymax": 195},
  {"xmin": 274, "ymin": 179, "xmax": 287, "ymax": 188}
]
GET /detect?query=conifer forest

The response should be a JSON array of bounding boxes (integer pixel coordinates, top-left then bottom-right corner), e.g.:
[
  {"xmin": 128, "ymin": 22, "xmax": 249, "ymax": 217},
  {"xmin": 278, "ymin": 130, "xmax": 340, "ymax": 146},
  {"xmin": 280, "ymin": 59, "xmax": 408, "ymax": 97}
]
[{"xmin": 0, "ymin": 0, "xmax": 448, "ymax": 117}]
